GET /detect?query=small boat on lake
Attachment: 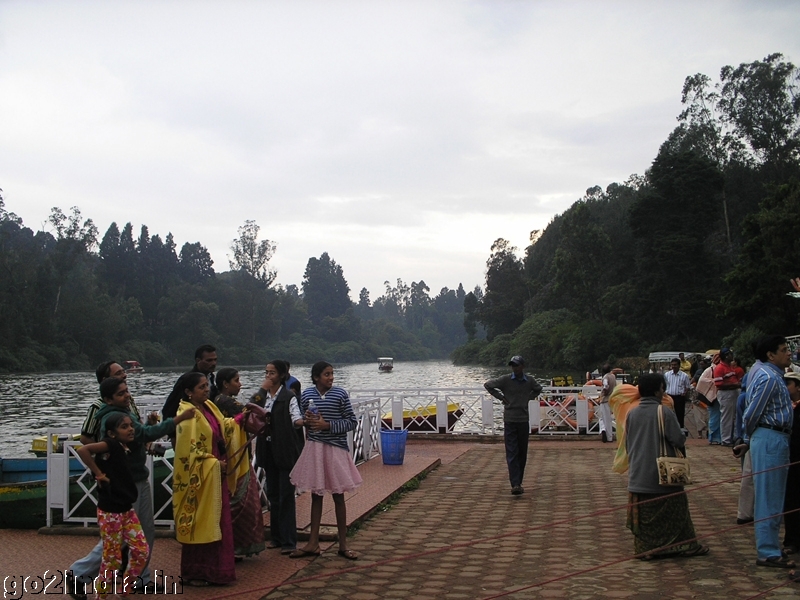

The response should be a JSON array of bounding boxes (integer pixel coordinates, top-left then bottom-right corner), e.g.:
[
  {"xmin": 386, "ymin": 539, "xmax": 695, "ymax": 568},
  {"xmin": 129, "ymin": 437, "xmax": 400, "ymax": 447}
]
[
  {"xmin": 125, "ymin": 360, "xmax": 144, "ymax": 373},
  {"xmin": 381, "ymin": 401, "xmax": 463, "ymax": 432},
  {"xmin": 378, "ymin": 357, "xmax": 394, "ymax": 372},
  {"xmin": 30, "ymin": 433, "xmax": 82, "ymax": 457}
]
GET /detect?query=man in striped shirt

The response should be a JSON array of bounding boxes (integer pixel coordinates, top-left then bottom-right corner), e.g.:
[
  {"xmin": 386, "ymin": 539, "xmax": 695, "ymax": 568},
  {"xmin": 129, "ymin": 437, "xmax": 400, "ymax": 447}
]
[{"xmin": 743, "ymin": 335, "xmax": 794, "ymax": 568}]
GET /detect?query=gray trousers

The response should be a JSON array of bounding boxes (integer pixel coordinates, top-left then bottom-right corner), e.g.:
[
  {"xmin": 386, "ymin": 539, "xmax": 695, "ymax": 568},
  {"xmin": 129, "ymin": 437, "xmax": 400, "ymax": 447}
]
[
  {"xmin": 69, "ymin": 479, "xmax": 155, "ymax": 586},
  {"xmin": 717, "ymin": 389, "xmax": 739, "ymax": 444},
  {"xmin": 738, "ymin": 450, "xmax": 754, "ymax": 521}
]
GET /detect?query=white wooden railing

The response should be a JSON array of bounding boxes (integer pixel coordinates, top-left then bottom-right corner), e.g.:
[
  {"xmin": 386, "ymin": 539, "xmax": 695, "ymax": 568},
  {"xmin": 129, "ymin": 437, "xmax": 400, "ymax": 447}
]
[{"xmin": 45, "ymin": 387, "xmax": 604, "ymax": 526}]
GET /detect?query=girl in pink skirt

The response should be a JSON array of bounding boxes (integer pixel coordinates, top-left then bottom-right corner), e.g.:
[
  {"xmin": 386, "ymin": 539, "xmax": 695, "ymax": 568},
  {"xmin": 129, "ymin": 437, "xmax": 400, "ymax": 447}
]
[{"xmin": 289, "ymin": 361, "xmax": 363, "ymax": 560}]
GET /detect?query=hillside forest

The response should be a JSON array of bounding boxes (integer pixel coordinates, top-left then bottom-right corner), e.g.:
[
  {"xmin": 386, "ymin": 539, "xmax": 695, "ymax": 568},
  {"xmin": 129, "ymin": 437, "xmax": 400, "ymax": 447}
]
[
  {"xmin": 454, "ymin": 53, "xmax": 800, "ymax": 371},
  {"xmin": 1, "ymin": 53, "xmax": 798, "ymax": 373},
  {"xmin": 0, "ymin": 207, "xmax": 470, "ymax": 371}
]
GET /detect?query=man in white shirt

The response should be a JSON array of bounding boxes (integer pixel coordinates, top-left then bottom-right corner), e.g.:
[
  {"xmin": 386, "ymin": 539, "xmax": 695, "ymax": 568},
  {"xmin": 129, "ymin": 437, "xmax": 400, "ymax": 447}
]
[
  {"xmin": 598, "ymin": 364, "xmax": 617, "ymax": 443},
  {"xmin": 664, "ymin": 358, "xmax": 692, "ymax": 428}
]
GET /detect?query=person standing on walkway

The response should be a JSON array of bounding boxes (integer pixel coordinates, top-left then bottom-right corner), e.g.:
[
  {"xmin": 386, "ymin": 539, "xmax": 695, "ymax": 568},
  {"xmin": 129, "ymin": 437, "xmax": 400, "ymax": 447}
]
[
  {"xmin": 76, "ymin": 413, "xmax": 150, "ymax": 599},
  {"xmin": 484, "ymin": 355, "xmax": 543, "ymax": 495},
  {"xmin": 69, "ymin": 376, "xmax": 192, "ymax": 599},
  {"xmin": 173, "ymin": 372, "xmax": 249, "ymax": 585},
  {"xmin": 162, "ymin": 344, "xmax": 219, "ymax": 419},
  {"xmin": 697, "ymin": 355, "xmax": 722, "ymax": 444},
  {"xmin": 664, "ymin": 358, "xmax": 692, "ymax": 428},
  {"xmin": 625, "ymin": 373, "xmax": 709, "ymax": 559},
  {"xmin": 679, "ymin": 352, "xmax": 692, "ymax": 378},
  {"xmin": 714, "ymin": 348, "xmax": 742, "ymax": 446},
  {"xmin": 80, "ymin": 362, "xmax": 142, "ymax": 446},
  {"xmin": 252, "ymin": 360, "xmax": 305, "ymax": 555},
  {"xmin": 212, "ymin": 367, "xmax": 267, "ymax": 559},
  {"xmin": 732, "ymin": 360, "xmax": 762, "ymax": 526},
  {"xmin": 743, "ymin": 335, "xmax": 795, "ymax": 568},
  {"xmin": 290, "ymin": 361, "xmax": 362, "ymax": 560},
  {"xmin": 782, "ymin": 371, "xmax": 800, "ymax": 554},
  {"xmin": 598, "ymin": 364, "xmax": 617, "ymax": 443}
]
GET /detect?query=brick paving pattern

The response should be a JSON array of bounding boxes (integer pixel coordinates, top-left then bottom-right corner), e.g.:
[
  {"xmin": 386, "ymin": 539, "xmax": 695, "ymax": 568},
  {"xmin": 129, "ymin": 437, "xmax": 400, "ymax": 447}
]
[
  {"xmin": 263, "ymin": 440, "xmax": 800, "ymax": 600},
  {"xmin": 3, "ymin": 439, "xmax": 800, "ymax": 599}
]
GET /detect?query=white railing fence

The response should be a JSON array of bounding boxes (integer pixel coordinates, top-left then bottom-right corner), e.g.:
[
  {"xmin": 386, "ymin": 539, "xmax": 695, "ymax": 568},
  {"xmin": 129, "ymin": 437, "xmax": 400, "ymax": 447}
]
[
  {"xmin": 45, "ymin": 387, "xmax": 605, "ymax": 526},
  {"xmin": 354, "ymin": 385, "xmax": 605, "ymax": 436}
]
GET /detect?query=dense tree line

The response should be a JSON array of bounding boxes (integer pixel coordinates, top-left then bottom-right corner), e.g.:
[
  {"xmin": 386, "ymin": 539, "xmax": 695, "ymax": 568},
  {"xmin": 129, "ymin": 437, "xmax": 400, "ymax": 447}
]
[
  {"xmin": 455, "ymin": 53, "xmax": 800, "ymax": 371},
  {"xmin": 0, "ymin": 200, "xmax": 468, "ymax": 372}
]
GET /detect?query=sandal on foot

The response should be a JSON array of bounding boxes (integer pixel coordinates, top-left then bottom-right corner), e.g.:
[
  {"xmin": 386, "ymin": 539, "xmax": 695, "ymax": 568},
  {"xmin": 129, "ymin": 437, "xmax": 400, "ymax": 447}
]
[
  {"xmin": 680, "ymin": 545, "xmax": 710, "ymax": 558},
  {"xmin": 757, "ymin": 555, "xmax": 796, "ymax": 569},
  {"xmin": 338, "ymin": 549, "xmax": 359, "ymax": 560},
  {"xmin": 266, "ymin": 542, "xmax": 281, "ymax": 549},
  {"xmin": 289, "ymin": 548, "xmax": 321, "ymax": 559}
]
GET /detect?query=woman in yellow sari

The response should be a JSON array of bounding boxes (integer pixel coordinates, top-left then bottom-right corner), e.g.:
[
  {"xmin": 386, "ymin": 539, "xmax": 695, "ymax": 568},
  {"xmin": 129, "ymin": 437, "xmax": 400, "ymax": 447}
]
[{"xmin": 173, "ymin": 372, "xmax": 249, "ymax": 586}]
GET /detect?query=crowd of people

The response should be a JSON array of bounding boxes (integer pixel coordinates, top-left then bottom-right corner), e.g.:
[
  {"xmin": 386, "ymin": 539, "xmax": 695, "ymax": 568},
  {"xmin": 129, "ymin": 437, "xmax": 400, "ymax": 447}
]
[
  {"xmin": 620, "ymin": 335, "xmax": 799, "ymax": 566},
  {"xmin": 486, "ymin": 335, "xmax": 800, "ymax": 567},
  {"xmin": 65, "ymin": 334, "xmax": 799, "ymax": 596},
  {"xmin": 67, "ymin": 345, "xmax": 362, "ymax": 599}
]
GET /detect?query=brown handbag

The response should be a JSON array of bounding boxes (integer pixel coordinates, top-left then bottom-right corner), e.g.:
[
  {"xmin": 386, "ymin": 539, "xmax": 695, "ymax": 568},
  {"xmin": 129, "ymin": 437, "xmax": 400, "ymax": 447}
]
[
  {"xmin": 243, "ymin": 402, "xmax": 269, "ymax": 436},
  {"xmin": 656, "ymin": 405, "xmax": 692, "ymax": 486}
]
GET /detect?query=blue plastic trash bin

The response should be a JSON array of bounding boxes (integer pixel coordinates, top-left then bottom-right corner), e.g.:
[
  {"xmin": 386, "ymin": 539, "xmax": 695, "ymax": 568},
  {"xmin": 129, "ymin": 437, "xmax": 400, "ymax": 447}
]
[{"xmin": 381, "ymin": 429, "xmax": 408, "ymax": 465}]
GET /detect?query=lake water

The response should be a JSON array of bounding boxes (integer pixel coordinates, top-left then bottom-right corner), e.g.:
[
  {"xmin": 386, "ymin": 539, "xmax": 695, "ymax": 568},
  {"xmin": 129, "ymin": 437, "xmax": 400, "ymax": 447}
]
[{"xmin": 0, "ymin": 360, "xmax": 553, "ymax": 458}]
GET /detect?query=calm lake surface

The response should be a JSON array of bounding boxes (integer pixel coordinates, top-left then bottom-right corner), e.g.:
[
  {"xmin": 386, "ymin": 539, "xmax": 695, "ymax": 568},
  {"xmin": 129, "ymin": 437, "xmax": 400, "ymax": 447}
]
[{"xmin": 0, "ymin": 360, "xmax": 566, "ymax": 458}]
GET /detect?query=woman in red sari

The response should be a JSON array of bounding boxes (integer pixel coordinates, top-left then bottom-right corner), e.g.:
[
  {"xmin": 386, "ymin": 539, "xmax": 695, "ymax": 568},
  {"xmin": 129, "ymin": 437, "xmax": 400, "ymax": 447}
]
[{"xmin": 213, "ymin": 368, "xmax": 266, "ymax": 559}]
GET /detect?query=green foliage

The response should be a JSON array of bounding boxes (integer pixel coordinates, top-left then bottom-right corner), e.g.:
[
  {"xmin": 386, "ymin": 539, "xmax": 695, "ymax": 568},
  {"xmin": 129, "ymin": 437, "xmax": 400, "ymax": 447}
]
[
  {"xmin": 510, "ymin": 309, "xmax": 574, "ymax": 368},
  {"xmin": 722, "ymin": 180, "xmax": 800, "ymax": 332},
  {"xmin": 718, "ymin": 53, "xmax": 800, "ymax": 167},
  {"xmin": 451, "ymin": 339, "xmax": 487, "ymax": 365},
  {"xmin": 476, "ymin": 239, "xmax": 527, "ymax": 340},
  {"xmin": 457, "ymin": 53, "xmax": 800, "ymax": 371},
  {"xmin": 505, "ymin": 310, "xmax": 637, "ymax": 370},
  {"xmin": 303, "ymin": 252, "xmax": 351, "ymax": 325},
  {"xmin": 228, "ymin": 220, "xmax": 276, "ymax": 285},
  {"xmin": 477, "ymin": 334, "xmax": 513, "ymax": 366},
  {"xmin": 0, "ymin": 188, "xmax": 469, "ymax": 371}
]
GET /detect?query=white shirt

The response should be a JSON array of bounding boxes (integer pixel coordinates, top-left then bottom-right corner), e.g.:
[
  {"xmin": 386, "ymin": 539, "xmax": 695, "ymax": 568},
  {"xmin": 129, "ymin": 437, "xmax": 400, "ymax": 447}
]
[
  {"xmin": 264, "ymin": 385, "xmax": 303, "ymax": 425},
  {"xmin": 664, "ymin": 369, "xmax": 691, "ymax": 396}
]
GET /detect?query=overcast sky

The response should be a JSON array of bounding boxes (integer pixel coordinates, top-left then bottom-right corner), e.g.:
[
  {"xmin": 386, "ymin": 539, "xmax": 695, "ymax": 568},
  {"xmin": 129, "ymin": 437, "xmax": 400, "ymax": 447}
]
[{"xmin": 2, "ymin": 1, "xmax": 799, "ymax": 301}]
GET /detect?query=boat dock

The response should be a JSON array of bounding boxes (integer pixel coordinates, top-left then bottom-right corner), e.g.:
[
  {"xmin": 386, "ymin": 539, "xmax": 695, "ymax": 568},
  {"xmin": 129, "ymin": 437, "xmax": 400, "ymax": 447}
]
[{"xmin": 1, "ymin": 436, "xmax": 795, "ymax": 599}]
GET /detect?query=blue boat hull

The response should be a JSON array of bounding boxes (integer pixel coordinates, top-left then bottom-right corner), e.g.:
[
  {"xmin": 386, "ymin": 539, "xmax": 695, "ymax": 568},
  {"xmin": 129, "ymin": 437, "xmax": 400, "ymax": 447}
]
[{"xmin": 0, "ymin": 457, "xmax": 84, "ymax": 484}]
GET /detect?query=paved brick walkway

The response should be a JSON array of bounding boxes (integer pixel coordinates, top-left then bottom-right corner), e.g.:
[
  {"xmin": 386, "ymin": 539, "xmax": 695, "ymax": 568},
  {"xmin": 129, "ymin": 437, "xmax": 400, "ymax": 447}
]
[
  {"xmin": 3, "ymin": 438, "xmax": 800, "ymax": 599},
  {"xmin": 262, "ymin": 440, "xmax": 800, "ymax": 600}
]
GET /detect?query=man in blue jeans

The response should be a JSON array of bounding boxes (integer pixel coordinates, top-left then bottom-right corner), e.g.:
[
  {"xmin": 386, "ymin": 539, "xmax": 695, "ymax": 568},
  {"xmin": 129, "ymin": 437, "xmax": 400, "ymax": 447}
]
[
  {"xmin": 743, "ymin": 335, "xmax": 794, "ymax": 568},
  {"xmin": 484, "ymin": 356, "xmax": 542, "ymax": 495}
]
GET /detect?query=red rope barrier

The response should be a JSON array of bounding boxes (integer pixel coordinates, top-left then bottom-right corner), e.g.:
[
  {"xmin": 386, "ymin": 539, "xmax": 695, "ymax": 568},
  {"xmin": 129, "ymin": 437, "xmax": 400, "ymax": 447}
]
[{"xmin": 209, "ymin": 456, "xmax": 800, "ymax": 599}]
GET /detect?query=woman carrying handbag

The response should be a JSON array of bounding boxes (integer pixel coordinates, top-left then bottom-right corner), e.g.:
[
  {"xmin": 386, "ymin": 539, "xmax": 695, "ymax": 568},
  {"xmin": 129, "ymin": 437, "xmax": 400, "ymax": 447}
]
[{"xmin": 625, "ymin": 373, "xmax": 709, "ymax": 560}]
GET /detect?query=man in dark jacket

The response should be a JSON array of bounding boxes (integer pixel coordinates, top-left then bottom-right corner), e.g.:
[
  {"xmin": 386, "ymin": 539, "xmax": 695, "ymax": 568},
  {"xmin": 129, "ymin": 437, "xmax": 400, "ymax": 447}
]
[
  {"xmin": 484, "ymin": 355, "xmax": 542, "ymax": 495},
  {"xmin": 162, "ymin": 344, "xmax": 218, "ymax": 419}
]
